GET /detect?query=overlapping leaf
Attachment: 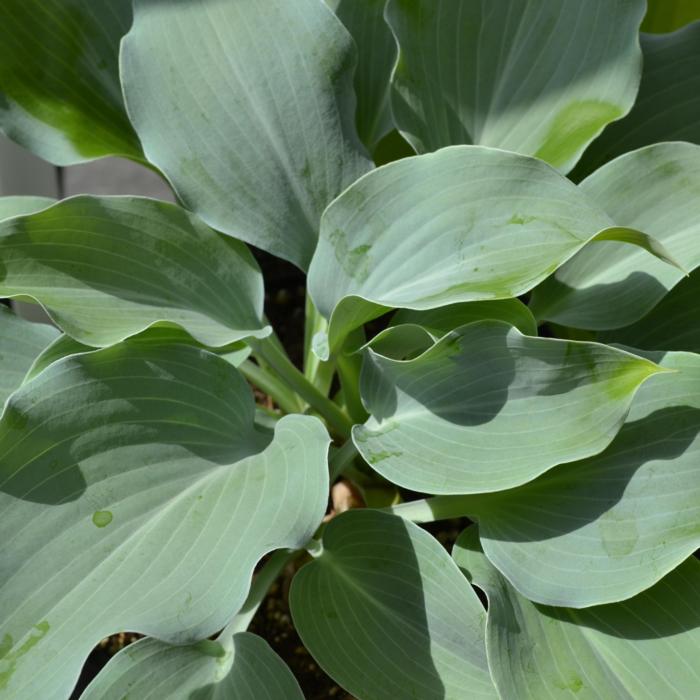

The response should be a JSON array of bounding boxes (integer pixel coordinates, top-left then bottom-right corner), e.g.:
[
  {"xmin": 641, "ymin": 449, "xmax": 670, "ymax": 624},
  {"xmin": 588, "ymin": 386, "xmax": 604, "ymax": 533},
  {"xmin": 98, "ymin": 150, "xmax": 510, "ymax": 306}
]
[
  {"xmin": 290, "ymin": 510, "xmax": 496, "ymax": 700},
  {"xmin": 600, "ymin": 270, "xmax": 700, "ymax": 352},
  {"xmin": 23, "ymin": 328, "xmax": 252, "ymax": 386},
  {"xmin": 0, "ymin": 341, "xmax": 329, "ymax": 699},
  {"xmin": 354, "ymin": 322, "xmax": 661, "ymax": 494},
  {"xmin": 532, "ymin": 142, "xmax": 700, "ymax": 330},
  {"xmin": 455, "ymin": 527, "xmax": 700, "ymax": 700},
  {"xmin": 81, "ymin": 632, "xmax": 303, "ymax": 700},
  {"xmin": 575, "ymin": 22, "xmax": 700, "ymax": 175},
  {"xmin": 392, "ymin": 299, "xmax": 537, "ymax": 338},
  {"xmin": 0, "ymin": 307, "xmax": 58, "ymax": 406},
  {"xmin": 0, "ymin": 0, "xmax": 141, "ymax": 164},
  {"xmin": 328, "ymin": 0, "xmax": 397, "ymax": 151},
  {"xmin": 308, "ymin": 146, "xmax": 678, "ymax": 359},
  {"xmin": 386, "ymin": 0, "xmax": 644, "ymax": 172},
  {"xmin": 474, "ymin": 350, "xmax": 700, "ymax": 607},
  {"xmin": 0, "ymin": 196, "xmax": 269, "ymax": 347},
  {"xmin": 122, "ymin": 0, "xmax": 371, "ymax": 270}
]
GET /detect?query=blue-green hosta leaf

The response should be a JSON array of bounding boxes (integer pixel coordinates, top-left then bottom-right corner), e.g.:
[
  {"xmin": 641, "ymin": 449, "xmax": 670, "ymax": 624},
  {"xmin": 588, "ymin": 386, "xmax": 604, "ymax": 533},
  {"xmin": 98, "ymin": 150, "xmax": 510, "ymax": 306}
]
[
  {"xmin": 308, "ymin": 145, "xmax": 679, "ymax": 359},
  {"xmin": 122, "ymin": 0, "xmax": 371, "ymax": 270},
  {"xmin": 354, "ymin": 322, "xmax": 662, "ymax": 495},
  {"xmin": 0, "ymin": 307, "xmax": 58, "ymax": 405},
  {"xmin": 81, "ymin": 632, "xmax": 303, "ymax": 700},
  {"xmin": 0, "ymin": 196, "xmax": 54, "ymax": 222},
  {"xmin": 0, "ymin": 196, "xmax": 269, "ymax": 347},
  {"xmin": 575, "ymin": 22, "xmax": 700, "ymax": 176},
  {"xmin": 327, "ymin": 0, "xmax": 397, "ymax": 151},
  {"xmin": 531, "ymin": 142, "xmax": 700, "ymax": 330},
  {"xmin": 386, "ymin": 0, "xmax": 645, "ymax": 172},
  {"xmin": 0, "ymin": 0, "xmax": 141, "ymax": 165},
  {"xmin": 475, "ymin": 350, "xmax": 700, "ymax": 607},
  {"xmin": 642, "ymin": 0, "xmax": 700, "ymax": 32},
  {"xmin": 392, "ymin": 299, "xmax": 537, "ymax": 338},
  {"xmin": 455, "ymin": 526, "xmax": 700, "ymax": 700},
  {"xmin": 599, "ymin": 270, "xmax": 700, "ymax": 352},
  {"xmin": 290, "ymin": 509, "xmax": 496, "ymax": 700},
  {"xmin": 0, "ymin": 342, "xmax": 329, "ymax": 700}
]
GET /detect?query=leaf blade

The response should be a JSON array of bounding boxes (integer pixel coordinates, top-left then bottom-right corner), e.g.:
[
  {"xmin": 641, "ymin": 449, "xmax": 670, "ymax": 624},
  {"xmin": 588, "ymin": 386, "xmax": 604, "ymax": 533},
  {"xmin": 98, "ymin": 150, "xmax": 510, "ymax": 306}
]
[
  {"xmin": 454, "ymin": 527, "xmax": 700, "ymax": 700},
  {"xmin": 81, "ymin": 632, "xmax": 304, "ymax": 700},
  {"xmin": 0, "ymin": 196, "xmax": 269, "ymax": 347},
  {"xmin": 354, "ymin": 322, "xmax": 662, "ymax": 494},
  {"xmin": 0, "ymin": 342, "xmax": 329, "ymax": 699},
  {"xmin": 386, "ymin": 0, "xmax": 644, "ymax": 172},
  {"xmin": 290, "ymin": 509, "xmax": 497, "ymax": 700},
  {"xmin": 0, "ymin": 0, "xmax": 141, "ymax": 164},
  {"xmin": 532, "ymin": 142, "xmax": 700, "ymax": 329},
  {"xmin": 121, "ymin": 0, "xmax": 371, "ymax": 270},
  {"xmin": 475, "ymin": 350, "xmax": 700, "ymax": 606}
]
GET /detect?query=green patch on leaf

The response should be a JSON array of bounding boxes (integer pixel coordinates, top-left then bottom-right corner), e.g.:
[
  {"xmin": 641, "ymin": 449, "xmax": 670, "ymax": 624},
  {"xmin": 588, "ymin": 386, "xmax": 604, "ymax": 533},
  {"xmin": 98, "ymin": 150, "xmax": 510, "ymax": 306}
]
[
  {"xmin": 92, "ymin": 511, "xmax": 113, "ymax": 528},
  {"xmin": 535, "ymin": 101, "xmax": 623, "ymax": 169}
]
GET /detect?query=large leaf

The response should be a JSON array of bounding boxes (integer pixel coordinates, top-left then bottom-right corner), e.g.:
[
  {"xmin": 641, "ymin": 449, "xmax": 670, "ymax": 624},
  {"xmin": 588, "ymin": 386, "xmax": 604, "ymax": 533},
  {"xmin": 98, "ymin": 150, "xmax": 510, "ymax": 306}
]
[
  {"xmin": 81, "ymin": 632, "xmax": 303, "ymax": 700},
  {"xmin": 0, "ymin": 196, "xmax": 268, "ymax": 347},
  {"xmin": 308, "ymin": 146, "xmax": 678, "ymax": 359},
  {"xmin": 531, "ymin": 142, "xmax": 700, "ymax": 330},
  {"xmin": 354, "ymin": 322, "xmax": 661, "ymax": 494},
  {"xmin": 290, "ymin": 509, "xmax": 496, "ymax": 700},
  {"xmin": 328, "ymin": 0, "xmax": 397, "ymax": 151},
  {"xmin": 642, "ymin": 0, "xmax": 700, "ymax": 32},
  {"xmin": 386, "ymin": 0, "xmax": 644, "ymax": 172},
  {"xmin": 599, "ymin": 270, "xmax": 700, "ymax": 352},
  {"xmin": 0, "ymin": 341, "xmax": 329, "ymax": 699},
  {"xmin": 0, "ymin": 307, "xmax": 58, "ymax": 405},
  {"xmin": 474, "ymin": 350, "xmax": 700, "ymax": 607},
  {"xmin": 575, "ymin": 22, "xmax": 700, "ymax": 175},
  {"xmin": 122, "ymin": 0, "xmax": 371, "ymax": 270},
  {"xmin": 455, "ymin": 526, "xmax": 700, "ymax": 700},
  {"xmin": 0, "ymin": 0, "xmax": 141, "ymax": 165}
]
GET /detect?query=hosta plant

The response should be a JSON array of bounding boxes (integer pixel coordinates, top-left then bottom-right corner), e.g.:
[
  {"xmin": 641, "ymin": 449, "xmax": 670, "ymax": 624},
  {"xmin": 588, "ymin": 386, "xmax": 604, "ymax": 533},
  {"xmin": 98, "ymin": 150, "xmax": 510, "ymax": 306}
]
[{"xmin": 1, "ymin": 0, "xmax": 699, "ymax": 698}]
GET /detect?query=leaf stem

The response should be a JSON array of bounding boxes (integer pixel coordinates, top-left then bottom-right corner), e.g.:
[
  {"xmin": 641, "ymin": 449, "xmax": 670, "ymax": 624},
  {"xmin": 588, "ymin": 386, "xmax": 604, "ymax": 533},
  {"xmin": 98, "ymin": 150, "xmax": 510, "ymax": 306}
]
[
  {"xmin": 303, "ymin": 295, "xmax": 326, "ymax": 379},
  {"xmin": 238, "ymin": 359, "xmax": 303, "ymax": 414},
  {"xmin": 379, "ymin": 494, "xmax": 480, "ymax": 523},
  {"xmin": 250, "ymin": 338, "xmax": 354, "ymax": 438},
  {"xmin": 336, "ymin": 351, "xmax": 369, "ymax": 424},
  {"xmin": 329, "ymin": 438, "xmax": 359, "ymax": 481},
  {"xmin": 219, "ymin": 549, "xmax": 297, "ymax": 640}
]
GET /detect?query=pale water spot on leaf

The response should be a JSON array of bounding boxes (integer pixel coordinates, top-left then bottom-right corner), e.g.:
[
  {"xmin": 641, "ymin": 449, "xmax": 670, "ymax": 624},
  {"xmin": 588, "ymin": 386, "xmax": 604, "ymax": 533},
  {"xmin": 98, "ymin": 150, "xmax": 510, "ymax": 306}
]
[
  {"xmin": 535, "ymin": 100, "xmax": 623, "ymax": 169},
  {"xmin": 92, "ymin": 510, "xmax": 113, "ymax": 528},
  {"xmin": 599, "ymin": 511, "xmax": 639, "ymax": 558}
]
